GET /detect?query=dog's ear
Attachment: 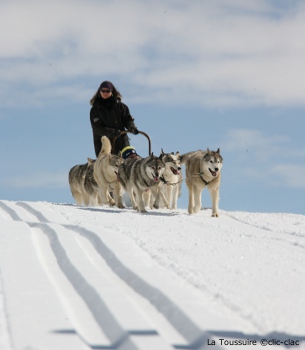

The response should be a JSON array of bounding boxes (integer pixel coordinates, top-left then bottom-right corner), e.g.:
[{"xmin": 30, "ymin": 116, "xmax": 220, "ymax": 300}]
[
  {"xmin": 216, "ymin": 148, "xmax": 220, "ymax": 154},
  {"xmin": 161, "ymin": 148, "xmax": 165, "ymax": 156},
  {"xmin": 207, "ymin": 148, "xmax": 210, "ymax": 152},
  {"xmin": 176, "ymin": 151, "xmax": 180, "ymax": 156},
  {"xmin": 118, "ymin": 151, "xmax": 122, "ymax": 157},
  {"xmin": 203, "ymin": 152, "xmax": 210, "ymax": 160}
]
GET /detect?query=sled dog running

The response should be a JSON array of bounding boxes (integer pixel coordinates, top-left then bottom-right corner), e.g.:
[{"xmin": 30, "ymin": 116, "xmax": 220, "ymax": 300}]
[
  {"xmin": 83, "ymin": 158, "xmax": 101, "ymax": 206},
  {"xmin": 69, "ymin": 158, "xmax": 113, "ymax": 206},
  {"xmin": 180, "ymin": 148, "xmax": 223, "ymax": 216},
  {"xmin": 93, "ymin": 136, "xmax": 124, "ymax": 208},
  {"xmin": 118, "ymin": 153, "xmax": 166, "ymax": 212},
  {"xmin": 155, "ymin": 150, "xmax": 182, "ymax": 209},
  {"xmin": 69, "ymin": 159, "xmax": 95, "ymax": 206}
]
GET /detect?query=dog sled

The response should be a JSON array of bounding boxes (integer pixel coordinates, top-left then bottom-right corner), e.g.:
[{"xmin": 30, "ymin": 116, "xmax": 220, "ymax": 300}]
[{"xmin": 112, "ymin": 130, "xmax": 152, "ymax": 156}]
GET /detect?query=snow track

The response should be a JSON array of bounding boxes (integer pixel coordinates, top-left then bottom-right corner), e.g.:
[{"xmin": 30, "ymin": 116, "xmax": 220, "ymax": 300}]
[{"xmin": 0, "ymin": 200, "xmax": 305, "ymax": 350}]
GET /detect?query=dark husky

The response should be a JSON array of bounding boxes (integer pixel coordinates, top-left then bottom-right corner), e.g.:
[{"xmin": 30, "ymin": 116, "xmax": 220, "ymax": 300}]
[{"xmin": 118, "ymin": 153, "xmax": 166, "ymax": 212}]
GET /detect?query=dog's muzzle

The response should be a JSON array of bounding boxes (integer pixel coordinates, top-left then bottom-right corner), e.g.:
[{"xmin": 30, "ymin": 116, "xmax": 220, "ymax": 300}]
[
  {"xmin": 209, "ymin": 168, "xmax": 218, "ymax": 177},
  {"xmin": 152, "ymin": 173, "xmax": 160, "ymax": 182},
  {"xmin": 170, "ymin": 166, "xmax": 181, "ymax": 175}
]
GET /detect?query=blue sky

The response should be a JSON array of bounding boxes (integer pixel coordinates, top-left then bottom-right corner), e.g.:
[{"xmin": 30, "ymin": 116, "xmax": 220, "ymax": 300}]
[{"xmin": 1, "ymin": 0, "xmax": 304, "ymax": 214}]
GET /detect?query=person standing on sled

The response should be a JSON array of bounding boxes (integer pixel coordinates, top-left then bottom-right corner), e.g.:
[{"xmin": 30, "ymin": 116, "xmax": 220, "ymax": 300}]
[{"xmin": 90, "ymin": 81, "xmax": 139, "ymax": 157}]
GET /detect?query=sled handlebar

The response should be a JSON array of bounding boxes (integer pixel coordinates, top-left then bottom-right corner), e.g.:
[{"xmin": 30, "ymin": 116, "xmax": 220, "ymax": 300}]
[{"xmin": 112, "ymin": 130, "xmax": 151, "ymax": 155}]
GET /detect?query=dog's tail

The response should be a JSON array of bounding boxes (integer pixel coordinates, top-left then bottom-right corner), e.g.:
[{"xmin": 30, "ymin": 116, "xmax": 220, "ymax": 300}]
[
  {"xmin": 180, "ymin": 151, "xmax": 197, "ymax": 164},
  {"xmin": 98, "ymin": 136, "xmax": 112, "ymax": 157}
]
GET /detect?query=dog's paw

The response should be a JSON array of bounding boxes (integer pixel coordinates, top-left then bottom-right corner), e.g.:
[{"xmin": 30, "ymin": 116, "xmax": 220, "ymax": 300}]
[
  {"xmin": 211, "ymin": 212, "xmax": 219, "ymax": 218},
  {"xmin": 193, "ymin": 206, "xmax": 201, "ymax": 214}
]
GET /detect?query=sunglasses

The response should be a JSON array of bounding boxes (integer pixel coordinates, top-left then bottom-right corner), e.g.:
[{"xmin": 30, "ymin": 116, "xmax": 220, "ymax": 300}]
[{"xmin": 101, "ymin": 89, "xmax": 111, "ymax": 93}]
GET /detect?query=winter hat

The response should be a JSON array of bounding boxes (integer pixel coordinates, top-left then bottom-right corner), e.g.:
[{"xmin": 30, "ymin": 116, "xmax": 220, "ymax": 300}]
[
  {"xmin": 121, "ymin": 146, "xmax": 137, "ymax": 159},
  {"xmin": 99, "ymin": 81, "xmax": 114, "ymax": 90}
]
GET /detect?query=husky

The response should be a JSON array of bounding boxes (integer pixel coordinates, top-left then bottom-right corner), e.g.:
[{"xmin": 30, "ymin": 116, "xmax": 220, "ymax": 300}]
[
  {"xmin": 180, "ymin": 148, "xmax": 223, "ymax": 216},
  {"xmin": 93, "ymin": 136, "xmax": 124, "ymax": 208},
  {"xmin": 118, "ymin": 153, "xmax": 166, "ymax": 212},
  {"xmin": 83, "ymin": 158, "xmax": 103, "ymax": 206},
  {"xmin": 69, "ymin": 161, "xmax": 91, "ymax": 206},
  {"xmin": 155, "ymin": 150, "xmax": 182, "ymax": 209}
]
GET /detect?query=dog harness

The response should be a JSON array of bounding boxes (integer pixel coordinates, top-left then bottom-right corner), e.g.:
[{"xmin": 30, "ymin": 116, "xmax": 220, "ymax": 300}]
[{"xmin": 199, "ymin": 172, "xmax": 211, "ymax": 186}]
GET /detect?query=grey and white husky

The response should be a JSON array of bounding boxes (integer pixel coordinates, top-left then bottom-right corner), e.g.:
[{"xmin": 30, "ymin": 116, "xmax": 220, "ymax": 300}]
[
  {"xmin": 68, "ymin": 162, "xmax": 89, "ymax": 205},
  {"xmin": 118, "ymin": 153, "xmax": 166, "ymax": 212},
  {"xmin": 155, "ymin": 150, "xmax": 182, "ymax": 209},
  {"xmin": 180, "ymin": 148, "xmax": 223, "ymax": 216},
  {"xmin": 83, "ymin": 158, "xmax": 102, "ymax": 206},
  {"xmin": 69, "ymin": 158, "xmax": 100, "ymax": 206}
]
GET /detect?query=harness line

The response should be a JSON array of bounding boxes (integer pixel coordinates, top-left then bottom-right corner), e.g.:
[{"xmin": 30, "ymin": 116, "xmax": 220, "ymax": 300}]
[{"xmin": 162, "ymin": 172, "xmax": 209, "ymax": 187}]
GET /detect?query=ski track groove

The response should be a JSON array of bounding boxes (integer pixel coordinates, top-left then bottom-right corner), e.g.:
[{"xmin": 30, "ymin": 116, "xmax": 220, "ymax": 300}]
[
  {"xmin": 0, "ymin": 201, "xmax": 24, "ymax": 222},
  {"xmin": 0, "ymin": 201, "xmax": 226, "ymax": 350},
  {"xmin": 30, "ymin": 222, "xmax": 139, "ymax": 350}
]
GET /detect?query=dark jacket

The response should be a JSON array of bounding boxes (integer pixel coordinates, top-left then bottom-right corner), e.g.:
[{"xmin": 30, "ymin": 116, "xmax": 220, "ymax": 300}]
[{"xmin": 90, "ymin": 95, "xmax": 136, "ymax": 156}]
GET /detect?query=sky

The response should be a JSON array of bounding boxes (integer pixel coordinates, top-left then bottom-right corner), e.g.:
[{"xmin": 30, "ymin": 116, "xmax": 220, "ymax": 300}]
[{"xmin": 1, "ymin": 0, "xmax": 305, "ymax": 215}]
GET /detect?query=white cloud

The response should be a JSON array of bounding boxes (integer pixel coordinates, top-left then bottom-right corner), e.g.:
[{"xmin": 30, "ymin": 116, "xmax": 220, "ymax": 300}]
[{"xmin": 1, "ymin": 0, "xmax": 305, "ymax": 107}]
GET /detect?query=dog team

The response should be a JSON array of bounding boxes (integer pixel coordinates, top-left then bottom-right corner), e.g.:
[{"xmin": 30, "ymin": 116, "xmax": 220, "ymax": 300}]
[
  {"xmin": 69, "ymin": 135, "xmax": 223, "ymax": 217},
  {"xmin": 69, "ymin": 80, "xmax": 223, "ymax": 216}
]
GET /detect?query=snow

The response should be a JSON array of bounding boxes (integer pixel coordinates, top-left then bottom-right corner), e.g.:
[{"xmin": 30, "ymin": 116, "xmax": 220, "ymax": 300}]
[{"xmin": 0, "ymin": 200, "xmax": 305, "ymax": 350}]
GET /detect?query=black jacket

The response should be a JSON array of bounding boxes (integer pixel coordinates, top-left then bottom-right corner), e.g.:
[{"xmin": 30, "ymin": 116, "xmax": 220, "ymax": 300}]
[{"xmin": 90, "ymin": 95, "xmax": 136, "ymax": 156}]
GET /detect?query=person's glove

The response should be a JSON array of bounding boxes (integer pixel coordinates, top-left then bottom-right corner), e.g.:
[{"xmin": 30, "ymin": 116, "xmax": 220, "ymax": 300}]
[
  {"xmin": 112, "ymin": 129, "xmax": 121, "ymax": 137},
  {"xmin": 129, "ymin": 126, "xmax": 139, "ymax": 134}
]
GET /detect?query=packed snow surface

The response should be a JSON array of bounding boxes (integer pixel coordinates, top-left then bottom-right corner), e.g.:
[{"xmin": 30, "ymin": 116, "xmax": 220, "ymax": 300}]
[{"xmin": 0, "ymin": 200, "xmax": 305, "ymax": 350}]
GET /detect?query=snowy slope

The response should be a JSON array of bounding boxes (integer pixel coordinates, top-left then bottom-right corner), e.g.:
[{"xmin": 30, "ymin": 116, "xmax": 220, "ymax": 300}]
[{"xmin": 0, "ymin": 200, "xmax": 305, "ymax": 350}]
